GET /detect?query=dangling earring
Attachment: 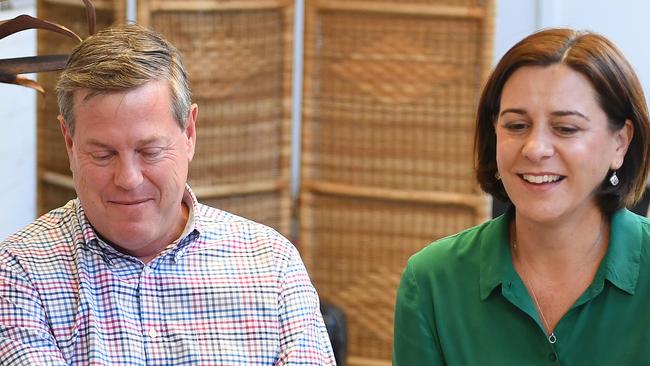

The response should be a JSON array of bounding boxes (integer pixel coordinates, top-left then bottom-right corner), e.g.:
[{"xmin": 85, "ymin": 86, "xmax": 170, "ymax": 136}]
[
  {"xmin": 609, "ymin": 171, "xmax": 619, "ymax": 186},
  {"xmin": 495, "ymin": 171, "xmax": 501, "ymax": 180}
]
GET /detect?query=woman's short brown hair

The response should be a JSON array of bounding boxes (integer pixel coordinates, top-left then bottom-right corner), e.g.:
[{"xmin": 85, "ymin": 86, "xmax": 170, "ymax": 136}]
[{"xmin": 475, "ymin": 28, "xmax": 650, "ymax": 214}]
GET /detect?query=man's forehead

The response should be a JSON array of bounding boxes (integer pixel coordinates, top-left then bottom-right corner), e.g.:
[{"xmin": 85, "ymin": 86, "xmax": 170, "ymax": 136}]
[
  {"xmin": 73, "ymin": 87, "xmax": 123, "ymax": 104},
  {"xmin": 72, "ymin": 81, "xmax": 170, "ymax": 104}
]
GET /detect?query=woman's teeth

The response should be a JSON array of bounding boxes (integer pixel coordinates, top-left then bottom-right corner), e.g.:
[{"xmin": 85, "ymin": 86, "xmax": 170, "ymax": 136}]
[{"xmin": 522, "ymin": 174, "xmax": 561, "ymax": 184}]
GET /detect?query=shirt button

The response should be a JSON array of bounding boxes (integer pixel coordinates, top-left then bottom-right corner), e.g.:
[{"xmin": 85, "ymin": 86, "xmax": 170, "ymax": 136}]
[
  {"xmin": 143, "ymin": 266, "xmax": 153, "ymax": 275},
  {"xmin": 549, "ymin": 353, "xmax": 557, "ymax": 362},
  {"xmin": 148, "ymin": 327, "xmax": 158, "ymax": 338}
]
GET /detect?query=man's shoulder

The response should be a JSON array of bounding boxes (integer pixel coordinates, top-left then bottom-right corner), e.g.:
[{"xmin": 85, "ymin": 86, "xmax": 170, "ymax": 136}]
[
  {"xmin": 1, "ymin": 200, "xmax": 79, "ymax": 254},
  {"xmin": 193, "ymin": 202, "xmax": 297, "ymax": 259},
  {"xmin": 194, "ymin": 202, "xmax": 278, "ymax": 233}
]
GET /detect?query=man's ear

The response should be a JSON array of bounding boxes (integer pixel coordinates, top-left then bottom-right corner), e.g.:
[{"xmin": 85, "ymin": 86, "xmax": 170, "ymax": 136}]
[
  {"xmin": 184, "ymin": 103, "xmax": 198, "ymax": 162},
  {"xmin": 58, "ymin": 115, "xmax": 74, "ymax": 158}
]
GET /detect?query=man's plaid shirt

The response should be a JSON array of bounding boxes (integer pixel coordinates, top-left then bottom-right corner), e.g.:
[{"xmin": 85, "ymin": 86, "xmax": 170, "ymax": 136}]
[{"xmin": 0, "ymin": 186, "xmax": 335, "ymax": 365}]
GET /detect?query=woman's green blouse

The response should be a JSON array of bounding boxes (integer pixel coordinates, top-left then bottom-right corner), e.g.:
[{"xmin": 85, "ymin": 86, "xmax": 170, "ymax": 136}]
[{"xmin": 393, "ymin": 209, "xmax": 650, "ymax": 365}]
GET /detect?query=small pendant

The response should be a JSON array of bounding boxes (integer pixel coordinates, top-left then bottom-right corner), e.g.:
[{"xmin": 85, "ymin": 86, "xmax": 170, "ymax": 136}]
[{"xmin": 548, "ymin": 333, "xmax": 557, "ymax": 344}]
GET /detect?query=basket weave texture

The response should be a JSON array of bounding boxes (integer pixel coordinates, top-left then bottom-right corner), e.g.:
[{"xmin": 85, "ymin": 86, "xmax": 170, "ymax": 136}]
[
  {"xmin": 300, "ymin": 0, "xmax": 494, "ymax": 364},
  {"xmin": 141, "ymin": 0, "xmax": 294, "ymax": 235}
]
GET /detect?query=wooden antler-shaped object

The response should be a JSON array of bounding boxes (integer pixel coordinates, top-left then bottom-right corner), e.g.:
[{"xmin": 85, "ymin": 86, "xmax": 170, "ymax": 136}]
[{"xmin": 0, "ymin": 0, "xmax": 96, "ymax": 93}]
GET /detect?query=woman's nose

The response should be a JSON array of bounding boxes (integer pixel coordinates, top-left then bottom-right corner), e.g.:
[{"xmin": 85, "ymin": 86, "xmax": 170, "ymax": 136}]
[{"xmin": 522, "ymin": 128, "xmax": 554, "ymax": 162}]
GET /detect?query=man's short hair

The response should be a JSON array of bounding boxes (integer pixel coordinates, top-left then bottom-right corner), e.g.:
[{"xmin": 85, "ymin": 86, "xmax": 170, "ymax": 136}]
[{"xmin": 56, "ymin": 23, "xmax": 191, "ymax": 135}]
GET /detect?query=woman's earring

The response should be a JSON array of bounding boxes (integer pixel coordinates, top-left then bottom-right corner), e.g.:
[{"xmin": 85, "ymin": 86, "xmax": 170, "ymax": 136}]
[
  {"xmin": 495, "ymin": 171, "xmax": 501, "ymax": 180},
  {"xmin": 609, "ymin": 171, "xmax": 619, "ymax": 186}
]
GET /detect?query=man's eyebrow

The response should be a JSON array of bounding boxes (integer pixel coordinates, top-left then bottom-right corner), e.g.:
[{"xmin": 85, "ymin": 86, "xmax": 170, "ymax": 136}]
[
  {"xmin": 136, "ymin": 137, "xmax": 166, "ymax": 145},
  {"xmin": 83, "ymin": 137, "xmax": 166, "ymax": 148},
  {"xmin": 84, "ymin": 139, "xmax": 112, "ymax": 149}
]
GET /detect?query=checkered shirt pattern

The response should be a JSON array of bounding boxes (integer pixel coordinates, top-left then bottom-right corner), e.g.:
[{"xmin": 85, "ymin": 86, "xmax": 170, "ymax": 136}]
[{"xmin": 0, "ymin": 186, "xmax": 335, "ymax": 365}]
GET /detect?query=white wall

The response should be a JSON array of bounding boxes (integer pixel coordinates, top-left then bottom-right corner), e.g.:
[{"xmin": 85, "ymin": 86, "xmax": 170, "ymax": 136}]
[
  {"xmin": 494, "ymin": 0, "xmax": 650, "ymax": 97},
  {"xmin": 3, "ymin": 0, "xmax": 650, "ymax": 238},
  {"xmin": 0, "ymin": 4, "xmax": 35, "ymax": 239}
]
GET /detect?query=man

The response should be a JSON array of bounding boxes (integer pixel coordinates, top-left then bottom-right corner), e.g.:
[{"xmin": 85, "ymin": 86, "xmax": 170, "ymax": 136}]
[{"xmin": 0, "ymin": 24, "xmax": 335, "ymax": 365}]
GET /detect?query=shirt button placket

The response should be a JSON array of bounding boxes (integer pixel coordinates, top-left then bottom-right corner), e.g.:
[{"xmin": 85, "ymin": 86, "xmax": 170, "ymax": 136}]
[
  {"xmin": 140, "ymin": 264, "xmax": 164, "ymax": 361},
  {"xmin": 548, "ymin": 352, "xmax": 558, "ymax": 362}
]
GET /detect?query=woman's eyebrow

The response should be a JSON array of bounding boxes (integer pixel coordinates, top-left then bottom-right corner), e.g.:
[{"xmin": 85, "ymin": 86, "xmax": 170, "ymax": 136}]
[
  {"xmin": 499, "ymin": 108, "xmax": 590, "ymax": 121},
  {"xmin": 550, "ymin": 110, "xmax": 590, "ymax": 121},
  {"xmin": 499, "ymin": 108, "xmax": 527, "ymax": 117}
]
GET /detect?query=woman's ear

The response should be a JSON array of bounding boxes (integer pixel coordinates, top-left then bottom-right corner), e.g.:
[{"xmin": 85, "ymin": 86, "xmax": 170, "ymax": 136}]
[{"xmin": 611, "ymin": 119, "xmax": 634, "ymax": 170}]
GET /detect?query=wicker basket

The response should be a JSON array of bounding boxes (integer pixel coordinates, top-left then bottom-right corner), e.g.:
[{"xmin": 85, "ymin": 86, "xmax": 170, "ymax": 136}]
[
  {"xmin": 300, "ymin": 1, "xmax": 495, "ymax": 364},
  {"xmin": 36, "ymin": 0, "xmax": 124, "ymax": 215},
  {"xmin": 138, "ymin": 0, "xmax": 294, "ymax": 235}
]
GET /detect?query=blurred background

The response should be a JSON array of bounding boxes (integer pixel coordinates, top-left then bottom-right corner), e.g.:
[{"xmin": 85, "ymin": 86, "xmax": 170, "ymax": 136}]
[
  {"xmin": 3, "ymin": 0, "xmax": 650, "ymax": 239},
  {"xmin": 1, "ymin": 1, "xmax": 649, "ymax": 364}
]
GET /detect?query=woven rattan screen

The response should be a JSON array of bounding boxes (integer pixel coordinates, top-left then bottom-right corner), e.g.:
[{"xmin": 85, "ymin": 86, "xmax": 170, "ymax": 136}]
[
  {"xmin": 138, "ymin": 0, "xmax": 294, "ymax": 235},
  {"xmin": 300, "ymin": 1, "xmax": 494, "ymax": 364},
  {"xmin": 36, "ymin": 0, "xmax": 124, "ymax": 215}
]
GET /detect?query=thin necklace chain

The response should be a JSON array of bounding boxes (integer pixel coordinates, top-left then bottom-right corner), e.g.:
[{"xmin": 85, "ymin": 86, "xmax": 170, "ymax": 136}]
[
  {"xmin": 511, "ymin": 218, "xmax": 605, "ymax": 345},
  {"xmin": 516, "ymin": 257, "xmax": 557, "ymax": 344}
]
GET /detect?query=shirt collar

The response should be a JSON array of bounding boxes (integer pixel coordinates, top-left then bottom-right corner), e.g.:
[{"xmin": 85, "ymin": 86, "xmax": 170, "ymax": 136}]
[
  {"xmin": 76, "ymin": 199, "xmax": 99, "ymax": 245},
  {"xmin": 601, "ymin": 208, "xmax": 642, "ymax": 294},
  {"xmin": 479, "ymin": 208, "xmax": 513, "ymax": 300},
  {"xmin": 479, "ymin": 207, "xmax": 642, "ymax": 300}
]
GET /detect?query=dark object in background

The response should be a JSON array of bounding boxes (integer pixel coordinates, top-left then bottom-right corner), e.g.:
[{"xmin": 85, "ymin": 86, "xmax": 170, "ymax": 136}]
[
  {"xmin": 0, "ymin": 0, "xmax": 95, "ymax": 92},
  {"xmin": 492, "ymin": 187, "xmax": 650, "ymax": 218},
  {"xmin": 633, "ymin": 187, "xmax": 650, "ymax": 216},
  {"xmin": 321, "ymin": 302, "xmax": 347, "ymax": 366}
]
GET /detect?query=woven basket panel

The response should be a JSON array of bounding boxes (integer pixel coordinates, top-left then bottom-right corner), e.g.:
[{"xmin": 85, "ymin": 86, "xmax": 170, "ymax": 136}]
[
  {"xmin": 301, "ymin": 1, "xmax": 493, "ymax": 364},
  {"xmin": 200, "ymin": 190, "xmax": 289, "ymax": 236},
  {"xmin": 302, "ymin": 193, "xmax": 476, "ymax": 360},
  {"xmin": 40, "ymin": 181, "xmax": 77, "ymax": 214},
  {"xmin": 149, "ymin": 10, "xmax": 286, "ymax": 187},
  {"xmin": 37, "ymin": 71, "xmax": 70, "ymax": 177},
  {"xmin": 350, "ymin": 0, "xmax": 483, "ymax": 4},
  {"xmin": 36, "ymin": 1, "xmax": 118, "ymax": 215},
  {"xmin": 144, "ymin": 5, "xmax": 293, "ymax": 235},
  {"xmin": 305, "ymin": 11, "xmax": 482, "ymax": 193}
]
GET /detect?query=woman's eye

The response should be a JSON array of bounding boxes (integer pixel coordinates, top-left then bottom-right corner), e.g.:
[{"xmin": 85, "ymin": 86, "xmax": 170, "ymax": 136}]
[
  {"xmin": 555, "ymin": 125, "xmax": 579, "ymax": 135},
  {"xmin": 504, "ymin": 122, "xmax": 528, "ymax": 131}
]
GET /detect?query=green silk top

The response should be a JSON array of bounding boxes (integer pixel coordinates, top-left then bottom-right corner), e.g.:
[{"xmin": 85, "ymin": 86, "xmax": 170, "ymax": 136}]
[{"xmin": 393, "ymin": 209, "xmax": 650, "ymax": 365}]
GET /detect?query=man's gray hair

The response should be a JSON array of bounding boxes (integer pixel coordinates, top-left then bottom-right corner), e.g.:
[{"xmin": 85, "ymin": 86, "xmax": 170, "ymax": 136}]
[{"xmin": 56, "ymin": 23, "xmax": 191, "ymax": 135}]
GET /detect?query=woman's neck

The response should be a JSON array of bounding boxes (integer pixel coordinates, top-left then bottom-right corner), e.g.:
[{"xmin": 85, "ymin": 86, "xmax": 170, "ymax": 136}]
[{"xmin": 511, "ymin": 208, "xmax": 609, "ymax": 280}]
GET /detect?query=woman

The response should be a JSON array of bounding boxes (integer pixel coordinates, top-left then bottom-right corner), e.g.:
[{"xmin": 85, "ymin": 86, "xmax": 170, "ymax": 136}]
[{"xmin": 393, "ymin": 28, "xmax": 650, "ymax": 365}]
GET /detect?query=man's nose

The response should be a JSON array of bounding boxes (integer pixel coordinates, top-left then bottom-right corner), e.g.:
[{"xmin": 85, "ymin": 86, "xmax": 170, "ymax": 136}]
[{"xmin": 113, "ymin": 157, "xmax": 143, "ymax": 190}]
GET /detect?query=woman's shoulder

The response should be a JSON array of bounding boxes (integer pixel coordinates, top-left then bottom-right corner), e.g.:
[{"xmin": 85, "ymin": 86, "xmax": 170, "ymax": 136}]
[
  {"xmin": 612, "ymin": 208, "xmax": 650, "ymax": 240},
  {"xmin": 407, "ymin": 214, "xmax": 508, "ymax": 273}
]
